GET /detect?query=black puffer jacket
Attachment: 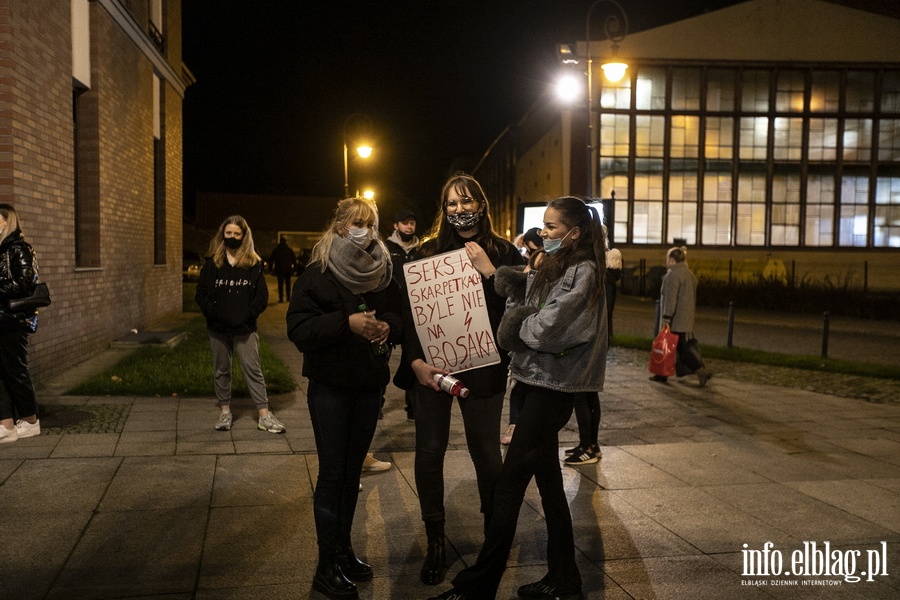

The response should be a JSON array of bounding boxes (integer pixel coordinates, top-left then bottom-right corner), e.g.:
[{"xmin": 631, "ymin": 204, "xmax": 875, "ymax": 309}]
[{"xmin": 0, "ymin": 229, "xmax": 37, "ymax": 323}]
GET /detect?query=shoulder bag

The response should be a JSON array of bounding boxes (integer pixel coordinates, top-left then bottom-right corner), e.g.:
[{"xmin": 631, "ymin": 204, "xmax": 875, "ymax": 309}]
[{"xmin": 4, "ymin": 245, "xmax": 52, "ymax": 312}]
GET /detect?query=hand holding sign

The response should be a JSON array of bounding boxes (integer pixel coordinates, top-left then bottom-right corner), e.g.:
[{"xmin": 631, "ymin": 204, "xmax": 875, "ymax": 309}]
[
  {"xmin": 464, "ymin": 241, "xmax": 496, "ymax": 278},
  {"xmin": 404, "ymin": 248, "xmax": 501, "ymax": 374}
]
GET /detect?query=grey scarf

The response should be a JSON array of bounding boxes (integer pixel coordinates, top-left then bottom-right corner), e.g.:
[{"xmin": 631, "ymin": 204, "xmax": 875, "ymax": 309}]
[{"xmin": 328, "ymin": 235, "xmax": 393, "ymax": 295}]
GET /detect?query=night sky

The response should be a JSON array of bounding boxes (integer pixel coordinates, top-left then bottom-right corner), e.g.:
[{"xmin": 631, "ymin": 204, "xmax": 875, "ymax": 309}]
[{"xmin": 181, "ymin": 0, "xmax": 747, "ymax": 222}]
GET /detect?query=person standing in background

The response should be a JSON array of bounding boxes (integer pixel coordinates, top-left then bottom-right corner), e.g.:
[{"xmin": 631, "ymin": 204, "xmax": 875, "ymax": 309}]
[
  {"xmin": 384, "ymin": 208, "xmax": 420, "ymax": 422},
  {"xmin": 268, "ymin": 236, "xmax": 297, "ymax": 303},
  {"xmin": 605, "ymin": 235, "xmax": 622, "ymax": 340},
  {"xmin": 0, "ymin": 204, "xmax": 41, "ymax": 443},
  {"xmin": 195, "ymin": 215, "xmax": 285, "ymax": 434},
  {"xmin": 563, "ymin": 233, "xmax": 622, "ymax": 465},
  {"xmin": 650, "ymin": 246, "xmax": 713, "ymax": 387}
]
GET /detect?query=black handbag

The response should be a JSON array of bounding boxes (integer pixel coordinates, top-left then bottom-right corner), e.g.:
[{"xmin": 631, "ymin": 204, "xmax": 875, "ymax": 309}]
[
  {"xmin": 8, "ymin": 281, "xmax": 51, "ymax": 312},
  {"xmin": 675, "ymin": 336, "xmax": 703, "ymax": 377},
  {"xmin": 3, "ymin": 244, "xmax": 51, "ymax": 312}
]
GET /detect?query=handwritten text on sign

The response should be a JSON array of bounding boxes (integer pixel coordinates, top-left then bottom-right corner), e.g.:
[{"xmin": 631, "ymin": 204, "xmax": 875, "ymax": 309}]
[{"xmin": 404, "ymin": 248, "xmax": 500, "ymax": 373}]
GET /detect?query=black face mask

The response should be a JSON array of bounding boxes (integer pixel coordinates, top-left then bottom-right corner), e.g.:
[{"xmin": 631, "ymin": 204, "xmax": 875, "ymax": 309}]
[
  {"xmin": 223, "ymin": 237, "xmax": 243, "ymax": 250},
  {"xmin": 398, "ymin": 231, "xmax": 415, "ymax": 242}
]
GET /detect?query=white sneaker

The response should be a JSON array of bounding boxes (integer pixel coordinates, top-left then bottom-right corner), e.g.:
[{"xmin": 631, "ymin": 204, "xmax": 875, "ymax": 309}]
[
  {"xmin": 258, "ymin": 412, "xmax": 286, "ymax": 434},
  {"xmin": 362, "ymin": 453, "xmax": 391, "ymax": 472},
  {"xmin": 214, "ymin": 411, "xmax": 233, "ymax": 431},
  {"xmin": 15, "ymin": 419, "xmax": 40, "ymax": 438},
  {"xmin": 0, "ymin": 426, "xmax": 18, "ymax": 444}
]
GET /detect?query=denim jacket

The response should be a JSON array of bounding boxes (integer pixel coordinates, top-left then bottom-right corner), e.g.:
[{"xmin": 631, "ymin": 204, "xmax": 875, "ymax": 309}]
[{"xmin": 495, "ymin": 263, "xmax": 607, "ymax": 393}]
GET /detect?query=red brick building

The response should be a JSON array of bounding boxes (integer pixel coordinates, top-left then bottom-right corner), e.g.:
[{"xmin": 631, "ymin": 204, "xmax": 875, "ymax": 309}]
[{"xmin": 1, "ymin": 0, "xmax": 191, "ymax": 382}]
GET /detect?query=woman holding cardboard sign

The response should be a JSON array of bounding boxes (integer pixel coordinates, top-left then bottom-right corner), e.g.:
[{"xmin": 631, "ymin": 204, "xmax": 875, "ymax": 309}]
[
  {"xmin": 403, "ymin": 172, "xmax": 523, "ymax": 586},
  {"xmin": 429, "ymin": 196, "xmax": 608, "ymax": 600}
]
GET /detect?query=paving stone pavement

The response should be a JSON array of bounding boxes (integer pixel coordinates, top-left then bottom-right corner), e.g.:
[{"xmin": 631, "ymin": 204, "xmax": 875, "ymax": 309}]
[{"xmin": 1, "ymin": 279, "xmax": 898, "ymax": 599}]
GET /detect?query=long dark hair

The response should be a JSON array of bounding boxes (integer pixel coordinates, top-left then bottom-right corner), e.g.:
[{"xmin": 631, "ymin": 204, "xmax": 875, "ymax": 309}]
[
  {"xmin": 418, "ymin": 172, "xmax": 504, "ymax": 260},
  {"xmin": 528, "ymin": 196, "xmax": 606, "ymax": 309}
]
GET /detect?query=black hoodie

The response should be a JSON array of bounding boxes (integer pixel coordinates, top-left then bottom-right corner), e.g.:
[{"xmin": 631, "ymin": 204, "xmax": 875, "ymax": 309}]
[{"xmin": 195, "ymin": 258, "xmax": 268, "ymax": 335}]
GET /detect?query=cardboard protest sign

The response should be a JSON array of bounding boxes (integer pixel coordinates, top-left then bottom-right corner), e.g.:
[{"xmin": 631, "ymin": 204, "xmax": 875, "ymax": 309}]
[{"xmin": 403, "ymin": 248, "xmax": 501, "ymax": 373}]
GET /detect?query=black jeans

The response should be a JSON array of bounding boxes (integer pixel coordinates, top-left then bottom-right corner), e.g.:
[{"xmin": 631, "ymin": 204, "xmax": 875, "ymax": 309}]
[
  {"xmin": 306, "ymin": 381, "xmax": 380, "ymax": 549},
  {"xmin": 573, "ymin": 392, "xmax": 600, "ymax": 448},
  {"xmin": 0, "ymin": 327, "xmax": 38, "ymax": 422},
  {"xmin": 412, "ymin": 383, "xmax": 503, "ymax": 523},
  {"xmin": 452, "ymin": 383, "xmax": 581, "ymax": 598},
  {"xmin": 275, "ymin": 272, "xmax": 292, "ymax": 302}
]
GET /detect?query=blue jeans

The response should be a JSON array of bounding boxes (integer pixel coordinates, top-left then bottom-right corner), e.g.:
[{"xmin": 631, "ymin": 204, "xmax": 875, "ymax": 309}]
[{"xmin": 306, "ymin": 381, "xmax": 381, "ymax": 549}]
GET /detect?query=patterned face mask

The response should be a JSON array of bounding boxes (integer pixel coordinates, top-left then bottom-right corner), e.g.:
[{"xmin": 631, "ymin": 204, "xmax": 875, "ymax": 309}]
[{"xmin": 446, "ymin": 211, "xmax": 483, "ymax": 232}]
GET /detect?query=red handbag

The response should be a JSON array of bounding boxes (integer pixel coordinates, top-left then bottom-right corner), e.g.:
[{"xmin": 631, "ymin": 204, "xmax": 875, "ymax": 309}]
[{"xmin": 648, "ymin": 324, "xmax": 677, "ymax": 377}]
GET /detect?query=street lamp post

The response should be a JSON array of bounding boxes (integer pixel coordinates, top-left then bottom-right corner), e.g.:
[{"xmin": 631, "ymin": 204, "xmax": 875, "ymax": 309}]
[
  {"xmin": 343, "ymin": 114, "xmax": 374, "ymax": 198},
  {"xmin": 584, "ymin": 0, "xmax": 629, "ymax": 198}
]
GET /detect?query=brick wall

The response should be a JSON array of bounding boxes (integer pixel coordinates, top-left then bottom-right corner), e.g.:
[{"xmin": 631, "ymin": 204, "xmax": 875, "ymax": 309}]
[{"xmin": 1, "ymin": 0, "xmax": 185, "ymax": 383}]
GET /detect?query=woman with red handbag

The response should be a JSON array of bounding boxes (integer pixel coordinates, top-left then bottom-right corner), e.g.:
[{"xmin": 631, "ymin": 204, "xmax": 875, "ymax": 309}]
[{"xmin": 649, "ymin": 246, "xmax": 713, "ymax": 386}]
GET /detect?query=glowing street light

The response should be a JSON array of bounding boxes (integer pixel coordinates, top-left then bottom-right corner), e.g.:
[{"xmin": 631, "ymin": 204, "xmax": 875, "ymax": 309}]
[
  {"xmin": 556, "ymin": 73, "xmax": 582, "ymax": 103},
  {"xmin": 362, "ymin": 189, "xmax": 375, "ymax": 201},
  {"xmin": 556, "ymin": 0, "xmax": 629, "ymax": 197},
  {"xmin": 343, "ymin": 114, "xmax": 374, "ymax": 197}
]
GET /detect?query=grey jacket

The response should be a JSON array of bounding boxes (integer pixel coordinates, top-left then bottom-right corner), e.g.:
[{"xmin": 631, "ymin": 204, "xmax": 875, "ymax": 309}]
[
  {"xmin": 495, "ymin": 263, "xmax": 607, "ymax": 393},
  {"xmin": 659, "ymin": 261, "xmax": 697, "ymax": 333}
]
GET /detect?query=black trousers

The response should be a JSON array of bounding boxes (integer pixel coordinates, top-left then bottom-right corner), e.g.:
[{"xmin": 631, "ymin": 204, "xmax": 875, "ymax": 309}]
[
  {"xmin": 0, "ymin": 327, "xmax": 38, "ymax": 422},
  {"xmin": 452, "ymin": 383, "xmax": 581, "ymax": 598},
  {"xmin": 573, "ymin": 392, "xmax": 600, "ymax": 448},
  {"xmin": 306, "ymin": 381, "xmax": 381, "ymax": 549},
  {"xmin": 275, "ymin": 272, "xmax": 292, "ymax": 301},
  {"xmin": 412, "ymin": 383, "xmax": 503, "ymax": 523}
]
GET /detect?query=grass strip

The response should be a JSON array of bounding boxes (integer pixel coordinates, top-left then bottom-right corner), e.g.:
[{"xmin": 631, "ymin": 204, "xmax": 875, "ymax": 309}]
[
  {"xmin": 68, "ymin": 316, "xmax": 296, "ymax": 396},
  {"xmin": 613, "ymin": 334, "xmax": 900, "ymax": 381}
]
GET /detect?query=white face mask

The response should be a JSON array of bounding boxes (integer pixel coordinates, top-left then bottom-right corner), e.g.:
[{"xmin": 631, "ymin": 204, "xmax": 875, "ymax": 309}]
[{"xmin": 347, "ymin": 227, "xmax": 372, "ymax": 247}]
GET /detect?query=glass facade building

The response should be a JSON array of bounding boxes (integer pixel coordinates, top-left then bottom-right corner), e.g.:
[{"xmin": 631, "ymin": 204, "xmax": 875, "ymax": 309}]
[{"xmin": 598, "ymin": 65, "xmax": 900, "ymax": 248}]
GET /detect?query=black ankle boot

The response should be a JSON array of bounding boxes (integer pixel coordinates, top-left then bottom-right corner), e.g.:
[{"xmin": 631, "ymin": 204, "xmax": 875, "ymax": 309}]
[
  {"xmin": 312, "ymin": 548, "xmax": 358, "ymax": 599},
  {"xmin": 420, "ymin": 519, "xmax": 447, "ymax": 585},
  {"xmin": 336, "ymin": 543, "xmax": 373, "ymax": 582}
]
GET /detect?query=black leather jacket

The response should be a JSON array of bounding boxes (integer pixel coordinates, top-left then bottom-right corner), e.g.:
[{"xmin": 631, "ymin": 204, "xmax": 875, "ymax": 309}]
[{"xmin": 0, "ymin": 229, "xmax": 37, "ymax": 321}]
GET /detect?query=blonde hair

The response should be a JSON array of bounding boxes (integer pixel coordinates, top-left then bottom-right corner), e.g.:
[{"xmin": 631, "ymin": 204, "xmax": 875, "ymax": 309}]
[
  {"xmin": 207, "ymin": 215, "xmax": 261, "ymax": 269},
  {"xmin": 0, "ymin": 203, "xmax": 23, "ymax": 245},
  {"xmin": 310, "ymin": 198, "xmax": 384, "ymax": 271},
  {"xmin": 667, "ymin": 246, "xmax": 688, "ymax": 263}
]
